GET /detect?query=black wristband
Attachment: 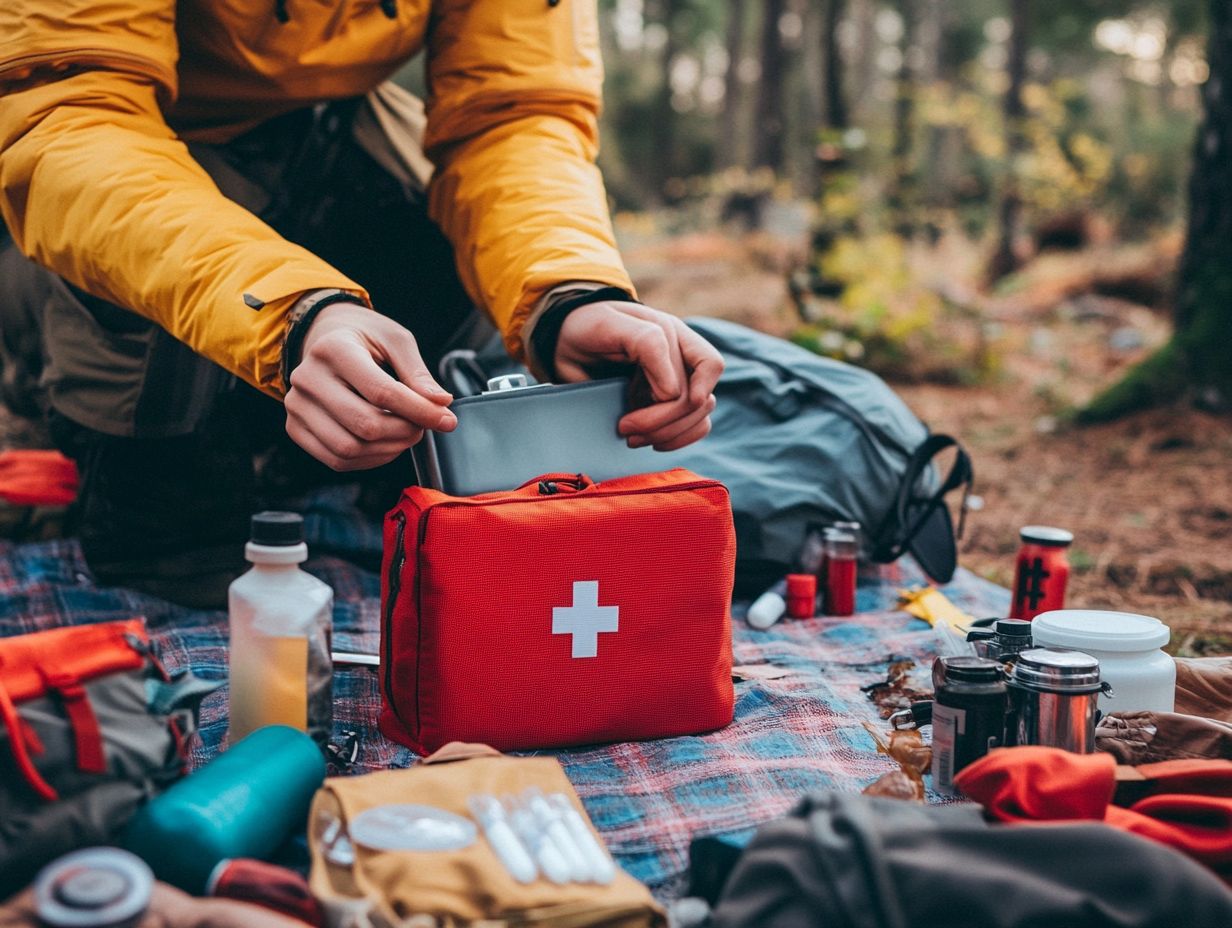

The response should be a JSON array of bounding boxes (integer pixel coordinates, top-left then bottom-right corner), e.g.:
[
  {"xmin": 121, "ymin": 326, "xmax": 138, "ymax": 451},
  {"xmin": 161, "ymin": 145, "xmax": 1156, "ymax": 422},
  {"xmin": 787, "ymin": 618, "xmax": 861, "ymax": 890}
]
[
  {"xmin": 281, "ymin": 291, "xmax": 368, "ymax": 389},
  {"xmin": 530, "ymin": 286, "xmax": 637, "ymax": 382}
]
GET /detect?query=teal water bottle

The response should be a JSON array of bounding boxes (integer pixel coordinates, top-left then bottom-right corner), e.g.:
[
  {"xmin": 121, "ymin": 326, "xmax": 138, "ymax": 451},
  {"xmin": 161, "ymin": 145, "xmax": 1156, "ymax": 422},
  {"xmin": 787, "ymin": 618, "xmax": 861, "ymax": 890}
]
[{"xmin": 122, "ymin": 726, "xmax": 326, "ymax": 893}]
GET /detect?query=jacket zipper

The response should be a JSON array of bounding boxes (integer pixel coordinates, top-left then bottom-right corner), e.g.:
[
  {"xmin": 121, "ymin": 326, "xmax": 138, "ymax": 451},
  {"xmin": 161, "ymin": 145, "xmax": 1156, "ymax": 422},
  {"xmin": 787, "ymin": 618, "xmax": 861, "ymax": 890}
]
[{"xmin": 383, "ymin": 509, "xmax": 407, "ymax": 718}]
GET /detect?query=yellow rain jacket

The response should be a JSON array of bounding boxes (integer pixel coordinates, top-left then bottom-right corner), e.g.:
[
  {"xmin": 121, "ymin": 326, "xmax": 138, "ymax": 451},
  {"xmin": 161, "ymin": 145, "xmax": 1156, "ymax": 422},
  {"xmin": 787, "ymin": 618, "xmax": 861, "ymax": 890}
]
[{"xmin": 0, "ymin": 0, "xmax": 634, "ymax": 397}]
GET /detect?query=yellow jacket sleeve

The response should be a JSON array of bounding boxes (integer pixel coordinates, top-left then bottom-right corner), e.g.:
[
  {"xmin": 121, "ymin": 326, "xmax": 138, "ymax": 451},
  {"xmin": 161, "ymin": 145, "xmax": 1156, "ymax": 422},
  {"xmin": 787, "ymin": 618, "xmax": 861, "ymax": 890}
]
[
  {"xmin": 425, "ymin": 0, "xmax": 636, "ymax": 362},
  {"xmin": 0, "ymin": 2, "xmax": 366, "ymax": 398}
]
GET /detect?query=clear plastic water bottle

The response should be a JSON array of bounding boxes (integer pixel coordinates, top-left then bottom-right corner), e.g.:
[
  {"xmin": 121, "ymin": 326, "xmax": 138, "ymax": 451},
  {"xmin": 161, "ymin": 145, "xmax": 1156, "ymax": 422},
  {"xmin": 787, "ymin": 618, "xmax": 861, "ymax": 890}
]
[{"xmin": 228, "ymin": 512, "xmax": 332, "ymax": 746}]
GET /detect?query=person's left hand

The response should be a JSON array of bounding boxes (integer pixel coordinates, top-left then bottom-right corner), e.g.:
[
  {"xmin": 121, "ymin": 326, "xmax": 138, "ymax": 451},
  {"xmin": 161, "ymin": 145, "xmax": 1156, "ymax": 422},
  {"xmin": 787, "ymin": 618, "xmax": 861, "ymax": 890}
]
[{"xmin": 554, "ymin": 302, "xmax": 723, "ymax": 451}]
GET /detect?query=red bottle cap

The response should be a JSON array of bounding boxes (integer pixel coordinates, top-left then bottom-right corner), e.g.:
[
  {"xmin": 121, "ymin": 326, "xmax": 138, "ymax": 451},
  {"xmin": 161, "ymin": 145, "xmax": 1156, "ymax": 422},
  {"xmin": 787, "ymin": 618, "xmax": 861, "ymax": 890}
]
[{"xmin": 785, "ymin": 573, "xmax": 817, "ymax": 618}]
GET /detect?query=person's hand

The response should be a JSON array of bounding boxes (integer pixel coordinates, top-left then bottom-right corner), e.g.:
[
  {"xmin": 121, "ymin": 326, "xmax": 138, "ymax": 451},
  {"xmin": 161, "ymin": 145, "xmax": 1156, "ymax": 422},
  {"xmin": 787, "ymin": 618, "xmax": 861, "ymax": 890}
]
[
  {"xmin": 554, "ymin": 302, "xmax": 723, "ymax": 451},
  {"xmin": 285, "ymin": 303, "xmax": 457, "ymax": 471},
  {"xmin": 0, "ymin": 882, "xmax": 304, "ymax": 928}
]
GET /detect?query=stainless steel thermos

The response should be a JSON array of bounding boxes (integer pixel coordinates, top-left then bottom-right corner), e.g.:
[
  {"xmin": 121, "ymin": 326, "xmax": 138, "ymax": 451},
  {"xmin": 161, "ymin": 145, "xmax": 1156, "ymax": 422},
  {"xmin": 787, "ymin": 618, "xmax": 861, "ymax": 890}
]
[
  {"xmin": 922, "ymin": 647, "xmax": 1113, "ymax": 788},
  {"xmin": 1006, "ymin": 648, "xmax": 1112, "ymax": 754}
]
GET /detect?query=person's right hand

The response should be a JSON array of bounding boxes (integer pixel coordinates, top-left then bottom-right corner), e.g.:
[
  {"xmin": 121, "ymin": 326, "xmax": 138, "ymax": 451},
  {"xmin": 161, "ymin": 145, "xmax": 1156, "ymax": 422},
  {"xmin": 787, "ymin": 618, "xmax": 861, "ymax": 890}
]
[{"xmin": 285, "ymin": 302, "xmax": 457, "ymax": 471}]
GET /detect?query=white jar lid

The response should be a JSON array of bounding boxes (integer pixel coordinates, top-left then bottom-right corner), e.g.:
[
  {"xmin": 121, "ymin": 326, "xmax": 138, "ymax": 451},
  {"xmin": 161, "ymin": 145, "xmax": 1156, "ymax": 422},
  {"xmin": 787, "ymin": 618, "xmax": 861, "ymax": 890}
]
[{"xmin": 1032, "ymin": 609, "xmax": 1170, "ymax": 652}]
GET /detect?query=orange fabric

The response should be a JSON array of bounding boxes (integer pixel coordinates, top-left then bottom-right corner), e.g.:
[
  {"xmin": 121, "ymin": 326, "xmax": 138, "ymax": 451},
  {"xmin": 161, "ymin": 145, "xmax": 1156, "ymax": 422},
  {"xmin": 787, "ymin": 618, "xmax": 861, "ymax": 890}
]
[
  {"xmin": 0, "ymin": 450, "xmax": 79, "ymax": 506},
  {"xmin": 953, "ymin": 746, "xmax": 1115, "ymax": 821},
  {"xmin": 0, "ymin": 618, "xmax": 147, "ymax": 702},
  {"xmin": 956, "ymin": 747, "xmax": 1232, "ymax": 881},
  {"xmin": 0, "ymin": 1, "xmax": 634, "ymax": 396}
]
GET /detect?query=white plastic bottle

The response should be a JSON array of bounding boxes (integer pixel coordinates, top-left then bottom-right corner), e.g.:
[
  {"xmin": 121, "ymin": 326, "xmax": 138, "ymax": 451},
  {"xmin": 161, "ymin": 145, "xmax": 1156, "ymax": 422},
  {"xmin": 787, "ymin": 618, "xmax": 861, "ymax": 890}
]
[{"xmin": 228, "ymin": 511, "xmax": 333, "ymax": 745}]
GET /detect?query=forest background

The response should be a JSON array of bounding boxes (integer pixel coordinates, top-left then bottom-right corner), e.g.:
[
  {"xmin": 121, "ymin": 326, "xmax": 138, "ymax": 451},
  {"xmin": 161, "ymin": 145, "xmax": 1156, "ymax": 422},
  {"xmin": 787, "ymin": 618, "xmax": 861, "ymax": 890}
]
[
  {"xmin": 429, "ymin": 0, "xmax": 1231, "ymax": 651},
  {"xmin": 1, "ymin": 2, "xmax": 1228, "ymax": 652}
]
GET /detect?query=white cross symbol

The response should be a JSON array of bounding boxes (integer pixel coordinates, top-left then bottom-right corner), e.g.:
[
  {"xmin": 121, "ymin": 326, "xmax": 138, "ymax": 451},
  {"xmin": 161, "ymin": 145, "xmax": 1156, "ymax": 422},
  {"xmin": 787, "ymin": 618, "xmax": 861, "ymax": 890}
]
[{"xmin": 552, "ymin": 580, "xmax": 620, "ymax": 659}]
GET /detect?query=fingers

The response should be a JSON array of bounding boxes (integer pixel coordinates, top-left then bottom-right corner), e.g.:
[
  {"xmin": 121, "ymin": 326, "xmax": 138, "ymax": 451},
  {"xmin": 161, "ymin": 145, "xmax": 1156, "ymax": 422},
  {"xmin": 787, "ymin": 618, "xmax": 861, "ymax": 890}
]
[
  {"xmin": 290, "ymin": 370, "xmax": 425, "ymax": 446},
  {"xmin": 653, "ymin": 412, "xmax": 713, "ymax": 452},
  {"xmin": 676, "ymin": 323, "xmax": 725, "ymax": 405},
  {"xmin": 622, "ymin": 318, "xmax": 683, "ymax": 402},
  {"xmin": 622, "ymin": 393, "xmax": 716, "ymax": 450},
  {"xmin": 313, "ymin": 339, "xmax": 456, "ymax": 431},
  {"xmin": 381, "ymin": 328, "xmax": 454, "ymax": 407},
  {"xmin": 286, "ymin": 415, "xmax": 411, "ymax": 472},
  {"xmin": 286, "ymin": 387, "xmax": 423, "ymax": 472}
]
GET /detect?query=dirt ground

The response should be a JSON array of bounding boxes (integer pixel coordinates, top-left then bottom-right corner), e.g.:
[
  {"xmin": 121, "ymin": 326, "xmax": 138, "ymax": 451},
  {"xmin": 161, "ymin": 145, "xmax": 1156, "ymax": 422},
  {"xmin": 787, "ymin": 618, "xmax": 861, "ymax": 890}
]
[
  {"xmin": 622, "ymin": 213, "xmax": 1232, "ymax": 656},
  {"xmin": 2, "ymin": 211, "xmax": 1229, "ymax": 654}
]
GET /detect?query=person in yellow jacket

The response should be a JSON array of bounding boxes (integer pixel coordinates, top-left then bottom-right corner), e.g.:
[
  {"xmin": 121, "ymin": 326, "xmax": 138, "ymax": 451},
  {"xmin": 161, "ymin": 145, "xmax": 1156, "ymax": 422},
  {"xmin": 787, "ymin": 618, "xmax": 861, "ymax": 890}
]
[{"xmin": 0, "ymin": 0, "xmax": 722, "ymax": 605}]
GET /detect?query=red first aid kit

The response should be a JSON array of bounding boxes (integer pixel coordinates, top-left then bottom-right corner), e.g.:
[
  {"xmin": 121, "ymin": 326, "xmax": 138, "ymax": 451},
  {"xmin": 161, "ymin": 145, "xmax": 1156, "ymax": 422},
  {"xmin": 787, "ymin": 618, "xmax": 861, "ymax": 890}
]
[{"xmin": 379, "ymin": 468, "xmax": 736, "ymax": 754}]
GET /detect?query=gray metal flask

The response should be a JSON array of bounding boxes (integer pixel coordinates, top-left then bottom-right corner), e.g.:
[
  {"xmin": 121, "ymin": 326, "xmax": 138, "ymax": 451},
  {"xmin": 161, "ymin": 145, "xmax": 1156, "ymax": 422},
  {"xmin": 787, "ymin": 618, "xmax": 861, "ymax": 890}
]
[{"xmin": 1007, "ymin": 648, "xmax": 1113, "ymax": 753}]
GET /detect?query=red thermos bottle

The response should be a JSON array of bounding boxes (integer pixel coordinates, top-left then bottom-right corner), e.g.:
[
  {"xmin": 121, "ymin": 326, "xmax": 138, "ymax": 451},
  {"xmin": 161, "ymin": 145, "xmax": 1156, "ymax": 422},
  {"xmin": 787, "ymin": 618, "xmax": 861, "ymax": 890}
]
[{"xmin": 1010, "ymin": 526, "xmax": 1073, "ymax": 621}]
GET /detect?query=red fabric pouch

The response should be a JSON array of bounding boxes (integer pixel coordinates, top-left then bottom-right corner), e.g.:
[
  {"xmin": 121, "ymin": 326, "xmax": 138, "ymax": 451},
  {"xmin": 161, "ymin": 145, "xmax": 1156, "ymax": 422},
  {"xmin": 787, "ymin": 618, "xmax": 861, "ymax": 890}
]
[{"xmin": 378, "ymin": 468, "xmax": 737, "ymax": 755}]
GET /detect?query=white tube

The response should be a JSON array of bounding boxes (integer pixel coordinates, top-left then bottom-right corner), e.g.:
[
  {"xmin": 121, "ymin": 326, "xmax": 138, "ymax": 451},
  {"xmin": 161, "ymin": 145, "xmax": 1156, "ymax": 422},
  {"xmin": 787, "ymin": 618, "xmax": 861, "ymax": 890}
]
[
  {"xmin": 548, "ymin": 793, "xmax": 617, "ymax": 885},
  {"xmin": 467, "ymin": 795, "xmax": 537, "ymax": 884}
]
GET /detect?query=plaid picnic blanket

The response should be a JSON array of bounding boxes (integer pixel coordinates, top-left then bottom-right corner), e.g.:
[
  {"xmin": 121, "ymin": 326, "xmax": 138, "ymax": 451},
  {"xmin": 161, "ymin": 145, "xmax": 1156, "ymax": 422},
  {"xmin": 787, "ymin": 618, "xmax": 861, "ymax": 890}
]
[{"xmin": 0, "ymin": 486, "xmax": 1009, "ymax": 898}]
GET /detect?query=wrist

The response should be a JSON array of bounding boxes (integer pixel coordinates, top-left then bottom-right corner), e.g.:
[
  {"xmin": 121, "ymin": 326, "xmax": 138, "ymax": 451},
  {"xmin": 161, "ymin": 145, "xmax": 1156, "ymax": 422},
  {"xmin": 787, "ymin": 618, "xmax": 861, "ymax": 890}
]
[
  {"xmin": 281, "ymin": 289, "xmax": 367, "ymax": 389},
  {"xmin": 530, "ymin": 286, "xmax": 637, "ymax": 382}
]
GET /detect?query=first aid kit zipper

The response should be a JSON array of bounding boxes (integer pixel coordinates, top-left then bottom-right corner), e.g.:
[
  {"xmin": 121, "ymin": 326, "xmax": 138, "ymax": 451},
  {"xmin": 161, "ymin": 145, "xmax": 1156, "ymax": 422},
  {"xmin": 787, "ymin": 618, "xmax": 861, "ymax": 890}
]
[
  {"xmin": 383, "ymin": 510, "xmax": 407, "ymax": 712},
  {"xmin": 380, "ymin": 476, "xmax": 727, "ymax": 740}
]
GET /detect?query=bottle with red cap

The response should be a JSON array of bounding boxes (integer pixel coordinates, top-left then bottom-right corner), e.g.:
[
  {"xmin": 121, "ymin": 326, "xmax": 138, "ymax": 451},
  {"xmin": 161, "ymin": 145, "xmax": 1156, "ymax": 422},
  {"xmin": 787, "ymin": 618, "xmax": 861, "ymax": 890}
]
[{"xmin": 1010, "ymin": 525, "xmax": 1073, "ymax": 621}]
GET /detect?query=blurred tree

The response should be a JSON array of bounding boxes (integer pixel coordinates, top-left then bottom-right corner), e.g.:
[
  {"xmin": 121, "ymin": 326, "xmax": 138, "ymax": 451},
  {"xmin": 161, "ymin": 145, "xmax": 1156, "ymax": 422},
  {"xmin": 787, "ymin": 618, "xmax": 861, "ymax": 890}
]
[
  {"xmin": 889, "ymin": 0, "xmax": 918, "ymax": 227},
  {"xmin": 1083, "ymin": 0, "xmax": 1231, "ymax": 420},
  {"xmin": 649, "ymin": 0, "xmax": 684, "ymax": 198},
  {"xmin": 719, "ymin": 0, "xmax": 748, "ymax": 169},
  {"xmin": 823, "ymin": 0, "xmax": 849, "ymax": 130},
  {"xmin": 754, "ymin": 0, "xmax": 788, "ymax": 170},
  {"xmin": 988, "ymin": 0, "xmax": 1030, "ymax": 281}
]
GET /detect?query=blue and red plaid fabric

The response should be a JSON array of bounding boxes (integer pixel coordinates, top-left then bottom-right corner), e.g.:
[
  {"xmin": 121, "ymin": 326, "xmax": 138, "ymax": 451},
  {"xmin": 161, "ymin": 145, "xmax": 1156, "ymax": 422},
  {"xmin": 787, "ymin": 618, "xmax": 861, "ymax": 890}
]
[{"xmin": 0, "ymin": 486, "xmax": 1008, "ymax": 897}]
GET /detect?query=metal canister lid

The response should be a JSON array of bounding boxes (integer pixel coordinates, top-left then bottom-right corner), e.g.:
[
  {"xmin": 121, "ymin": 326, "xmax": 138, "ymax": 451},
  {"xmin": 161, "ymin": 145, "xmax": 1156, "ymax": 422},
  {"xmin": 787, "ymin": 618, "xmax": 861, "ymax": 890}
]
[
  {"xmin": 34, "ymin": 848, "xmax": 153, "ymax": 928},
  {"xmin": 995, "ymin": 619, "xmax": 1033, "ymax": 639},
  {"xmin": 1011, "ymin": 648, "xmax": 1102, "ymax": 693},
  {"xmin": 1019, "ymin": 525, "xmax": 1074, "ymax": 547},
  {"xmin": 933, "ymin": 655, "xmax": 1005, "ymax": 691}
]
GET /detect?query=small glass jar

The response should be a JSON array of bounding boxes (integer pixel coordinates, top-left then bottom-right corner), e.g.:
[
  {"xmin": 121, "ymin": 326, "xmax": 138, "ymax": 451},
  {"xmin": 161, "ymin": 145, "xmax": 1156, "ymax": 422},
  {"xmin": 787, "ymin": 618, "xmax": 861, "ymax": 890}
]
[{"xmin": 823, "ymin": 530, "xmax": 857, "ymax": 616}]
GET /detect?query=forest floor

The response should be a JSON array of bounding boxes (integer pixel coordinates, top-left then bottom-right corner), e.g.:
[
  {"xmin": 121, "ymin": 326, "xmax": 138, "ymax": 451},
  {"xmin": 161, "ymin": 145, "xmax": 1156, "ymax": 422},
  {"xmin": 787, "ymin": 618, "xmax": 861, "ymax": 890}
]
[{"xmin": 620, "ymin": 206, "xmax": 1232, "ymax": 656}]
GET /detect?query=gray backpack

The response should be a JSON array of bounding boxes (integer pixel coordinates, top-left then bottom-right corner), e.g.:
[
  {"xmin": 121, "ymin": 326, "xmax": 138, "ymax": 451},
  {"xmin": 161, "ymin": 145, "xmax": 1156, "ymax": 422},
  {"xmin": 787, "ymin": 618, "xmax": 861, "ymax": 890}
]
[
  {"xmin": 442, "ymin": 318, "xmax": 972, "ymax": 594},
  {"xmin": 661, "ymin": 319, "xmax": 971, "ymax": 593}
]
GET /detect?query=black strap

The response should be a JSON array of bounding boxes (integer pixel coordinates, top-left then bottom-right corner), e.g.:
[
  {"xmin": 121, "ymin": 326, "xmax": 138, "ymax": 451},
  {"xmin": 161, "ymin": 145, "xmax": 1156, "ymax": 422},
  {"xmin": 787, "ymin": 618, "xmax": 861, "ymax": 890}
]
[{"xmin": 871, "ymin": 433, "xmax": 973, "ymax": 563}]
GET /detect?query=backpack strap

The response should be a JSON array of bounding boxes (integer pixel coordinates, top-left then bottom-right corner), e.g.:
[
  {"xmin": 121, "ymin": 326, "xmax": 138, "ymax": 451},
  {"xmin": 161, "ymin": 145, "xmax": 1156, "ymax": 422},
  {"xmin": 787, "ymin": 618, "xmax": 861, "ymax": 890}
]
[
  {"xmin": 871, "ymin": 434, "xmax": 973, "ymax": 565},
  {"xmin": 41, "ymin": 669, "xmax": 107, "ymax": 776},
  {"xmin": 0, "ymin": 670, "xmax": 59, "ymax": 801}
]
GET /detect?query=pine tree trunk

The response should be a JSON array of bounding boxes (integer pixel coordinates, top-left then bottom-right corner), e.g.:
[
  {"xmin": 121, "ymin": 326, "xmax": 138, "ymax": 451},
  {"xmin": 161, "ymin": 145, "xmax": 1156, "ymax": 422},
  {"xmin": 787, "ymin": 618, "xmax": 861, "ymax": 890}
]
[
  {"xmin": 987, "ymin": 0, "xmax": 1029, "ymax": 281},
  {"xmin": 650, "ymin": 0, "xmax": 682, "ymax": 198},
  {"xmin": 754, "ymin": 0, "xmax": 787, "ymax": 171},
  {"xmin": 1081, "ymin": 0, "xmax": 1232, "ymax": 420},
  {"xmin": 823, "ymin": 0, "xmax": 848, "ymax": 130},
  {"xmin": 719, "ymin": 0, "xmax": 748, "ymax": 169},
  {"xmin": 888, "ymin": 0, "xmax": 917, "ymax": 231}
]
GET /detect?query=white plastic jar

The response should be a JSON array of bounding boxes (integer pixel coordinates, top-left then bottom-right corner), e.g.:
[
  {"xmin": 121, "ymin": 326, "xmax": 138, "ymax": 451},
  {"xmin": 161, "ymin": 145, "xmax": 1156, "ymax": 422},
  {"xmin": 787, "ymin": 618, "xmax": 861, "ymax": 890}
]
[{"xmin": 1030, "ymin": 610, "xmax": 1175, "ymax": 713}]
